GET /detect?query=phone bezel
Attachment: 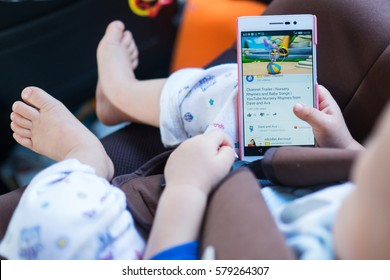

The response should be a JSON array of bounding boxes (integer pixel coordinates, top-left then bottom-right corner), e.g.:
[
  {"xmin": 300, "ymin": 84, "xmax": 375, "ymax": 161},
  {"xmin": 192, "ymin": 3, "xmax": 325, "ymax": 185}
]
[{"xmin": 237, "ymin": 14, "xmax": 318, "ymax": 162}]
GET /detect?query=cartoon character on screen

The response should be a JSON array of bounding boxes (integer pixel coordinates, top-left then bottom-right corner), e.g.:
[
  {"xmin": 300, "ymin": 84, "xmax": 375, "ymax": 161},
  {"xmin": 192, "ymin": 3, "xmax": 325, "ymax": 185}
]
[
  {"xmin": 128, "ymin": 0, "xmax": 173, "ymax": 18},
  {"xmin": 270, "ymin": 41, "xmax": 278, "ymax": 62},
  {"xmin": 263, "ymin": 38, "xmax": 282, "ymax": 75}
]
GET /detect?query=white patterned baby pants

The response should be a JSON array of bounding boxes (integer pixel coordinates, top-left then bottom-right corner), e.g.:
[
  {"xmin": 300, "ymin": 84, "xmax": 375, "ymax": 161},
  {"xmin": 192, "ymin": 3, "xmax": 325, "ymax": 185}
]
[{"xmin": 160, "ymin": 63, "xmax": 238, "ymax": 148}]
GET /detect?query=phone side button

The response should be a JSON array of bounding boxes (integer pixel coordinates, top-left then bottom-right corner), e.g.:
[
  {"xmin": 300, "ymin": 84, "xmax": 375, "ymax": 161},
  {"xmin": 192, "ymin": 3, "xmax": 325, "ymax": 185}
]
[{"xmin": 314, "ymin": 15, "xmax": 318, "ymax": 45}]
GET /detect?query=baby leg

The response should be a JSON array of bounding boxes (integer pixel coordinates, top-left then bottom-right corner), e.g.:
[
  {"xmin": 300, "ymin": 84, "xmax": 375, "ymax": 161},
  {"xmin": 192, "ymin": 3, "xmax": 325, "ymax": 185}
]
[{"xmin": 96, "ymin": 21, "xmax": 166, "ymax": 127}]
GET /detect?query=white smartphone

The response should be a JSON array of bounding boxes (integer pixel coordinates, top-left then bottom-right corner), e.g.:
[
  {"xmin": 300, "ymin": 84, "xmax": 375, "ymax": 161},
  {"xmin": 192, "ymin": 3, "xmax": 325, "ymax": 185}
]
[{"xmin": 237, "ymin": 14, "xmax": 318, "ymax": 162}]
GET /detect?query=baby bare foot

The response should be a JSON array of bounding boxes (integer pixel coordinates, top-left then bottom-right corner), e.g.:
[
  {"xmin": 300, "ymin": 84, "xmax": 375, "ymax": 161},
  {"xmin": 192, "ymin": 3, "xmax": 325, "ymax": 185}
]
[
  {"xmin": 95, "ymin": 81, "xmax": 133, "ymax": 125},
  {"xmin": 10, "ymin": 87, "xmax": 114, "ymax": 180},
  {"xmin": 96, "ymin": 20, "xmax": 139, "ymax": 125}
]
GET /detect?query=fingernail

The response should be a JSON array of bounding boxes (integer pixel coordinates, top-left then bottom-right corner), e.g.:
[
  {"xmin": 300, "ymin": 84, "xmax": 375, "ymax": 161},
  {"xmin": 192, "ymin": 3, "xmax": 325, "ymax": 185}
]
[
  {"xmin": 22, "ymin": 88, "xmax": 32, "ymax": 99},
  {"xmin": 294, "ymin": 103, "xmax": 303, "ymax": 111}
]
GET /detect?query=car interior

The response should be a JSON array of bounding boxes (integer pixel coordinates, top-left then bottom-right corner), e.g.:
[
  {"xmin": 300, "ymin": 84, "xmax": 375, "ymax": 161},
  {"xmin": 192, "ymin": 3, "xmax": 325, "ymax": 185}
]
[{"xmin": 0, "ymin": 0, "xmax": 179, "ymax": 193}]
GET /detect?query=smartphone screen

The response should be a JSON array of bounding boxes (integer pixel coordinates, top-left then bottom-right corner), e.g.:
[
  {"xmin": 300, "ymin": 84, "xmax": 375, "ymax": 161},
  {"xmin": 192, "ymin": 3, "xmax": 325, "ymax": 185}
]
[{"xmin": 239, "ymin": 27, "xmax": 316, "ymax": 159}]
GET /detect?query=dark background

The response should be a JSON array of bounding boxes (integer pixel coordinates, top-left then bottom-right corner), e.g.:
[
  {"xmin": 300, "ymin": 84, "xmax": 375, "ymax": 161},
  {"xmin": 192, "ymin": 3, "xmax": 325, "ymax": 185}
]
[{"xmin": 0, "ymin": 0, "xmax": 180, "ymax": 193}]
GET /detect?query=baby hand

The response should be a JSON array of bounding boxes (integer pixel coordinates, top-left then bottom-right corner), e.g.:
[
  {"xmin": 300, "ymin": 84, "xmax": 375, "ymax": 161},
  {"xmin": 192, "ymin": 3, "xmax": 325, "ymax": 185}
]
[
  {"xmin": 293, "ymin": 85, "xmax": 364, "ymax": 150},
  {"xmin": 164, "ymin": 129, "xmax": 235, "ymax": 196}
]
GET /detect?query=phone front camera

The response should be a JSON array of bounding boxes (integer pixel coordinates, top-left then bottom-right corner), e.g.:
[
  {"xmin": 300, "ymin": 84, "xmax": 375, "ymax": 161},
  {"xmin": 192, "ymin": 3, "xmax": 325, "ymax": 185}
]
[{"xmin": 293, "ymin": 21, "xmax": 297, "ymax": 25}]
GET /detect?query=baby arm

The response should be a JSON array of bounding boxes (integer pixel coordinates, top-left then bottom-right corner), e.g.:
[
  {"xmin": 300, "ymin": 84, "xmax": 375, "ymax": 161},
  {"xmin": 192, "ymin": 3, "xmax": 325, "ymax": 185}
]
[
  {"xmin": 143, "ymin": 129, "xmax": 235, "ymax": 259},
  {"xmin": 293, "ymin": 85, "xmax": 364, "ymax": 150},
  {"xmin": 333, "ymin": 103, "xmax": 390, "ymax": 259}
]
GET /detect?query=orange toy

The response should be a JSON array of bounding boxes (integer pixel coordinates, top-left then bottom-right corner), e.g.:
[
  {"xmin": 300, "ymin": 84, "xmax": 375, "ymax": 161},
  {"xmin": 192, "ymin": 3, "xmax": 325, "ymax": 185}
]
[{"xmin": 170, "ymin": 0, "xmax": 267, "ymax": 72}]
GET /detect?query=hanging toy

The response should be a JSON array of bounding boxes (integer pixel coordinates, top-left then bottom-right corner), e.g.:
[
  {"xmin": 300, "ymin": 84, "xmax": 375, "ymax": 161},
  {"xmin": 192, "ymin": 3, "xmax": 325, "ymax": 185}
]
[{"xmin": 128, "ymin": 0, "xmax": 173, "ymax": 18}]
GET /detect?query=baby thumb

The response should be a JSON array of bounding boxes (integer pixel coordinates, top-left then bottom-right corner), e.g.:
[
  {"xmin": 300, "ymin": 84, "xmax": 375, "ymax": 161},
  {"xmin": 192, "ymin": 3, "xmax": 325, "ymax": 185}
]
[
  {"xmin": 293, "ymin": 103, "xmax": 325, "ymax": 129},
  {"xmin": 217, "ymin": 145, "xmax": 235, "ymax": 168}
]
